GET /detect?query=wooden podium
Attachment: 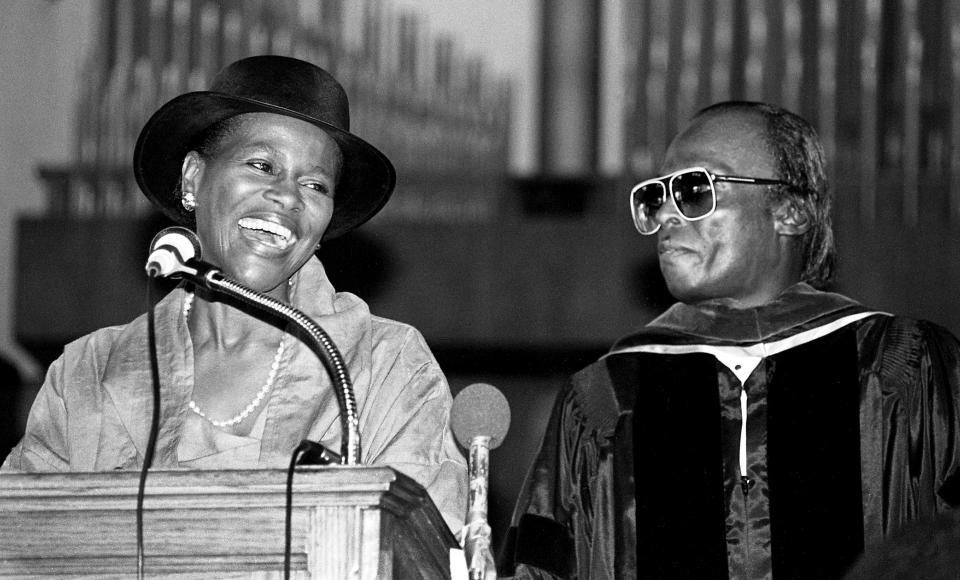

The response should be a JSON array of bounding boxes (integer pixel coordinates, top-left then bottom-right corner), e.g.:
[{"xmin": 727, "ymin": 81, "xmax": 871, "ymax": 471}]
[{"xmin": 0, "ymin": 466, "xmax": 459, "ymax": 578}]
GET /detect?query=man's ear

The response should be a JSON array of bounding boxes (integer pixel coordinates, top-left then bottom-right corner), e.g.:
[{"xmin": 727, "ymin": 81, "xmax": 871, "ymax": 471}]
[
  {"xmin": 180, "ymin": 151, "xmax": 203, "ymax": 195},
  {"xmin": 773, "ymin": 200, "xmax": 811, "ymax": 237}
]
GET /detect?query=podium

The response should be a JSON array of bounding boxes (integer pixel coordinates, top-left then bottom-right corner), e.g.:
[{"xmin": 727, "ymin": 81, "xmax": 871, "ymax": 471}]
[{"xmin": 0, "ymin": 466, "xmax": 459, "ymax": 578}]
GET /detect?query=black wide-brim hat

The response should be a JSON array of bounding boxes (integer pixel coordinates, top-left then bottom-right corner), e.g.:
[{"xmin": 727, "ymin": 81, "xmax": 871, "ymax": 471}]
[{"xmin": 134, "ymin": 55, "xmax": 395, "ymax": 241}]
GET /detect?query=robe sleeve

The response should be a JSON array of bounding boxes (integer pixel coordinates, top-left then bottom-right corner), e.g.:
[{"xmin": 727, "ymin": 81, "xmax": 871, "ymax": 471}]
[
  {"xmin": 846, "ymin": 318, "xmax": 960, "ymax": 575},
  {"xmin": 865, "ymin": 316, "xmax": 960, "ymax": 535},
  {"xmin": 499, "ymin": 377, "xmax": 616, "ymax": 580},
  {"xmin": 918, "ymin": 320, "xmax": 960, "ymax": 508}
]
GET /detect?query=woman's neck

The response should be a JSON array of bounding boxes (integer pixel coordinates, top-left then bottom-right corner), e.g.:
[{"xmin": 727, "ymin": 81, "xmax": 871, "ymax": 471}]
[{"xmin": 186, "ymin": 287, "xmax": 289, "ymax": 351}]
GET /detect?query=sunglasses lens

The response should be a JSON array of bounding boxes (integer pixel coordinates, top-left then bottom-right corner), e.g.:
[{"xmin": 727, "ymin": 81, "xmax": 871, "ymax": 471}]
[
  {"xmin": 632, "ymin": 181, "xmax": 666, "ymax": 234},
  {"xmin": 671, "ymin": 171, "xmax": 715, "ymax": 219}
]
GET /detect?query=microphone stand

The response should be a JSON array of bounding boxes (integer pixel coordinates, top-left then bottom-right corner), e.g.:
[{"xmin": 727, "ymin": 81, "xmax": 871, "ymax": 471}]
[
  {"xmin": 158, "ymin": 258, "xmax": 361, "ymax": 464},
  {"xmin": 144, "ymin": 232, "xmax": 359, "ymax": 579},
  {"xmin": 465, "ymin": 435, "xmax": 493, "ymax": 580}
]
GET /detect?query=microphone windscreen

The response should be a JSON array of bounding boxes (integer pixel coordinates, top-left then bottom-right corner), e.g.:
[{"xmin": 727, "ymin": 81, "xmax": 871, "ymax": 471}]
[
  {"xmin": 451, "ymin": 383, "xmax": 511, "ymax": 450},
  {"xmin": 150, "ymin": 226, "xmax": 201, "ymax": 261}
]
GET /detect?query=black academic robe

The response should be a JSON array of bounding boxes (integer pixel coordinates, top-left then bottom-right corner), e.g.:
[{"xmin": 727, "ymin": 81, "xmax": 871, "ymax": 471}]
[{"xmin": 500, "ymin": 284, "xmax": 960, "ymax": 579}]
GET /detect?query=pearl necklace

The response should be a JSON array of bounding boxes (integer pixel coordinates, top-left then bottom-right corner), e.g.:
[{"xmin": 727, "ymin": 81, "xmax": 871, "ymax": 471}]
[{"xmin": 182, "ymin": 292, "xmax": 286, "ymax": 428}]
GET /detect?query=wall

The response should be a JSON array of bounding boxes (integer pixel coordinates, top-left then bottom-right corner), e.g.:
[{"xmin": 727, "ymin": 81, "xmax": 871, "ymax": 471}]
[{"xmin": 0, "ymin": 0, "xmax": 96, "ymax": 381}]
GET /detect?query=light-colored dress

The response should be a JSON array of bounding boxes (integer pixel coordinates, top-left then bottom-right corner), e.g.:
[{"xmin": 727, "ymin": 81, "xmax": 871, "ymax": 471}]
[{"xmin": 2, "ymin": 256, "xmax": 467, "ymax": 532}]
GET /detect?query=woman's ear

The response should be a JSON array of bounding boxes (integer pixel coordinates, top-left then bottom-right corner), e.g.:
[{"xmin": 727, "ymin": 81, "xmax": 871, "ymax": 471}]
[
  {"xmin": 180, "ymin": 151, "xmax": 203, "ymax": 196},
  {"xmin": 773, "ymin": 200, "xmax": 811, "ymax": 237}
]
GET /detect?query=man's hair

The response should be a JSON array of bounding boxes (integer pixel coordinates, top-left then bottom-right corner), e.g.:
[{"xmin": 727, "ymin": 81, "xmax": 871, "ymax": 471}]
[{"xmin": 694, "ymin": 101, "xmax": 836, "ymax": 288}]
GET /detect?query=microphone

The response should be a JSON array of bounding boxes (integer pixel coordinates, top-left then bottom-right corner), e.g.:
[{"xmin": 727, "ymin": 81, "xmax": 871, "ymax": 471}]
[
  {"xmin": 452, "ymin": 383, "xmax": 511, "ymax": 580},
  {"xmin": 142, "ymin": 226, "xmax": 363, "ymax": 463},
  {"xmin": 145, "ymin": 226, "xmax": 202, "ymax": 278}
]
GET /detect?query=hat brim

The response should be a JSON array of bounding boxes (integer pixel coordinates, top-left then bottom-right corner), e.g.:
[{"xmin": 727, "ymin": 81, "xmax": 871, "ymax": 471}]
[{"xmin": 134, "ymin": 92, "xmax": 396, "ymax": 241}]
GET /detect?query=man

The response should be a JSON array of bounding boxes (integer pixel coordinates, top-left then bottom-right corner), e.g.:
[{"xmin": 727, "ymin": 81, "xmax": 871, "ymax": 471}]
[{"xmin": 499, "ymin": 102, "xmax": 960, "ymax": 579}]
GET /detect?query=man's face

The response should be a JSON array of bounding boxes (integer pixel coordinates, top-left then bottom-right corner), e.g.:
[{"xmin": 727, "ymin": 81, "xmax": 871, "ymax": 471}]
[{"xmin": 654, "ymin": 111, "xmax": 791, "ymax": 307}]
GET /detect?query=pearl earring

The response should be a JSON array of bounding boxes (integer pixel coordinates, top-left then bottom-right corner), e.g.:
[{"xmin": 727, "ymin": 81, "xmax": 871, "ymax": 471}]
[{"xmin": 181, "ymin": 191, "xmax": 196, "ymax": 211}]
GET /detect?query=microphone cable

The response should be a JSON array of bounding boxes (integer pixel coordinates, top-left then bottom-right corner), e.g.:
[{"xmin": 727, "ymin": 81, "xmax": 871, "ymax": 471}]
[
  {"xmin": 134, "ymin": 276, "xmax": 333, "ymax": 580},
  {"xmin": 284, "ymin": 442, "xmax": 309, "ymax": 580},
  {"xmin": 284, "ymin": 441, "xmax": 341, "ymax": 578},
  {"xmin": 137, "ymin": 280, "xmax": 165, "ymax": 579},
  {"xmin": 144, "ymin": 226, "xmax": 357, "ymax": 577}
]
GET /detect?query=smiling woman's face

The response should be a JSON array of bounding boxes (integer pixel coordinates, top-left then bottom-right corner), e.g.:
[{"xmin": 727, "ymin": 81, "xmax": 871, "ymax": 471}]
[{"xmin": 181, "ymin": 112, "xmax": 342, "ymax": 299}]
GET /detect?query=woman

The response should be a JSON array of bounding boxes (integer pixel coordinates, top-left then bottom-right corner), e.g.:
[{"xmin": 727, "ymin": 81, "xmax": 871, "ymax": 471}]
[{"xmin": 2, "ymin": 55, "xmax": 467, "ymax": 532}]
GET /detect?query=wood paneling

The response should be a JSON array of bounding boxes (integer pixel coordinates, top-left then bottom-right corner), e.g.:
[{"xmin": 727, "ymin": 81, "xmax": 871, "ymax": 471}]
[{"xmin": 0, "ymin": 467, "xmax": 457, "ymax": 579}]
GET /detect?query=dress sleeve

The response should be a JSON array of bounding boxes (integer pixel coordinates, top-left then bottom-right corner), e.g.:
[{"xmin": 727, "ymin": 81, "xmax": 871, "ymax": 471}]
[
  {"xmin": 1, "ymin": 355, "xmax": 71, "ymax": 472},
  {"xmin": 358, "ymin": 326, "xmax": 468, "ymax": 534}
]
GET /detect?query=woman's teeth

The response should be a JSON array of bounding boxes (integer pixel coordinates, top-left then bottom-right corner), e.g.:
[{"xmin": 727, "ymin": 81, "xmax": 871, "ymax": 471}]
[{"xmin": 238, "ymin": 217, "xmax": 294, "ymax": 247}]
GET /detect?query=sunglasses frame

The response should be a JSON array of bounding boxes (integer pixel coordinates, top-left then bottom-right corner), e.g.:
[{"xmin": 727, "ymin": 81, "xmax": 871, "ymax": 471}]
[{"xmin": 629, "ymin": 166, "xmax": 794, "ymax": 235}]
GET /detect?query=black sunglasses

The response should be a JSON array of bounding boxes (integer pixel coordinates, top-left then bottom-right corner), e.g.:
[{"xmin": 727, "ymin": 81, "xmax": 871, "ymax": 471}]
[{"xmin": 629, "ymin": 166, "xmax": 794, "ymax": 235}]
